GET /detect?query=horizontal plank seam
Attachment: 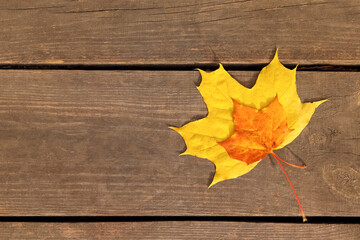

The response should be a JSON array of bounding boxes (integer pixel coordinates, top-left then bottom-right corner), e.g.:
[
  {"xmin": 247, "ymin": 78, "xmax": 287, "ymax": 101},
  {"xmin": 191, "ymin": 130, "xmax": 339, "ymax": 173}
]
[
  {"xmin": 0, "ymin": 216, "xmax": 358, "ymax": 224},
  {"xmin": 0, "ymin": 64, "xmax": 359, "ymax": 72}
]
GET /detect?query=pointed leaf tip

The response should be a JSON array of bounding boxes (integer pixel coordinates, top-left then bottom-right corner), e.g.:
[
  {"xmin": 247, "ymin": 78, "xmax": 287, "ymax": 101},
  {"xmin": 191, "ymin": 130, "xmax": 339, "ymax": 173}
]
[
  {"xmin": 269, "ymin": 48, "xmax": 281, "ymax": 66},
  {"xmin": 213, "ymin": 63, "xmax": 224, "ymax": 72},
  {"xmin": 179, "ymin": 151, "xmax": 188, "ymax": 156},
  {"xmin": 168, "ymin": 126, "xmax": 177, "ymax": 131},
  {"xmin": 208, "ymin": 180, "xmax": 218, "ymax": 189},
  {"xmin": 314, "ymin": 99, "xmax": 328, "ymax": 108},
  {"xmin": 274, "ymin": 48, "xmax": 279, "ymax": 60}
]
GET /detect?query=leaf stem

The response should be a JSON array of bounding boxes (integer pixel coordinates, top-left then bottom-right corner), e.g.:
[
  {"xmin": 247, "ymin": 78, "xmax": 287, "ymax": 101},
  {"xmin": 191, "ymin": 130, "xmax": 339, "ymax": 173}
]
[
  {"xmin": 272, "ymin": 152, "xmax": 306, "ymax": 169},
  {"xmin": 271, "ymin": 153, "xmax": 307, "ymax": 222}
]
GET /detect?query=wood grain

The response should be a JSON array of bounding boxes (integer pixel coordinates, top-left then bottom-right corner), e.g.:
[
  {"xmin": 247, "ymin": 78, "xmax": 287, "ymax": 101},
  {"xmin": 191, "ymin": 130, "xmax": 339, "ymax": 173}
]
[
  {"xmin": 0, "ymin": 0, "xmax": 359, "ymax": 65},
  {"xmin": 1, "ymin": 222, "xmax": 359, "ymax": 239},
  {"xmin": 0, "ymin": 70, "xmax": 358, "ymax": 216}
]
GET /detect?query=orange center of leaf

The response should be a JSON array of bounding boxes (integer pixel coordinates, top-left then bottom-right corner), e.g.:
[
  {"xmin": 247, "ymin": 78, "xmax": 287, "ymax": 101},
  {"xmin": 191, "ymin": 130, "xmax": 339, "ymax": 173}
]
[{"xmin": 218, "ymin": 95, "xmax": 292, "ymax": 165}]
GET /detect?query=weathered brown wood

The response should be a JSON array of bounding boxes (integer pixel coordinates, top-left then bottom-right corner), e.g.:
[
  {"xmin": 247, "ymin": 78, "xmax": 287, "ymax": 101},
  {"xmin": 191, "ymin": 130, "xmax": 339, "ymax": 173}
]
[
  {"xmin": 0, "ymin": 0, "xmax": 359, "ymax": 65},
  {"xmin": 0, "ymin": 70, "xmax": 358, "ymax": 216},
  {"xmin": 1, "ymin": 222, "xmax": 359, "ymax": 239}
]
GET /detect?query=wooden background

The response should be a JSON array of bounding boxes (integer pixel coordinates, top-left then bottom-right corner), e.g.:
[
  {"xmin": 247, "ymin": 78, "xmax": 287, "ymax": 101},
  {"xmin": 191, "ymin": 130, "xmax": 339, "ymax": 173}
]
[{"xmin": 0, "ymin": 0, "xmax": 359, "ymax": 239}]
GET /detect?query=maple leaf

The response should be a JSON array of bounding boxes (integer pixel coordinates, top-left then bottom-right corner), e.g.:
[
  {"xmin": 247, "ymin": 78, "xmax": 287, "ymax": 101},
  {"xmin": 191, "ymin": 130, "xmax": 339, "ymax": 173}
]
[
  {"xmin": 218, "ymin": 96, "xmax": 292, "ymax": 165},
  {"xmin": 170, "ymin": 50, "xmax": 326, "ymax": 221}
]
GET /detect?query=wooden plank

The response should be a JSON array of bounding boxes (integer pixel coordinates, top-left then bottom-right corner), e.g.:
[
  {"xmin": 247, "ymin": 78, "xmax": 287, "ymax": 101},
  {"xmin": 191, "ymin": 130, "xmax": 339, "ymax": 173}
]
[
  {"xmin": 0, "ymin": 0, "xmax": 359, "ymax": 65},
  {"xmin": 1, "ymin": 222, "xmax": 359, "ymax": 239},
  {"xmin": 0, "ymin": 70, "xmax": 358, "ymax": 216}
]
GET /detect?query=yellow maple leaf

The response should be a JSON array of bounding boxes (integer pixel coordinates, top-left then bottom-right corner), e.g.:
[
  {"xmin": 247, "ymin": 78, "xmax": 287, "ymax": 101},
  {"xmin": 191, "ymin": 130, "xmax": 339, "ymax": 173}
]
[{"xmin": 170, "ymin": 50, "xmax": 326, "ymax": 221}]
